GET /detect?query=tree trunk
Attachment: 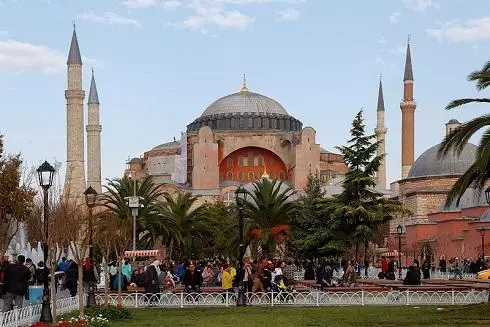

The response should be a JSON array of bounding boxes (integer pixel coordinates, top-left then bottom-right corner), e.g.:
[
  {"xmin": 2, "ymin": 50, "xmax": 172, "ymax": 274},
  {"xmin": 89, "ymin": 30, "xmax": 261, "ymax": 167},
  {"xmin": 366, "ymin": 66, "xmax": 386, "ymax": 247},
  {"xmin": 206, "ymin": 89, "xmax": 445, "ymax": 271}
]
[
  {"xmin": 103, "ymin": 256, "xmax": 109, "ymax": 307},
  {"xmin": 50, "ymin": 250, "xmax": 57, "ymax": 321},
  {"xmin": 78, "ymin": 260, "xmax": 84, "ymax": 318},
  {"xmin": 117, "ymin": 258, "xmax": 122, "ymax": 307},
  {"xmin": 364, "ymin": 240, "xmax": 369, "ymax": 277},
  {"xmin": 168, "ymin": 238, "xmax": 174, "ymax": 260}
]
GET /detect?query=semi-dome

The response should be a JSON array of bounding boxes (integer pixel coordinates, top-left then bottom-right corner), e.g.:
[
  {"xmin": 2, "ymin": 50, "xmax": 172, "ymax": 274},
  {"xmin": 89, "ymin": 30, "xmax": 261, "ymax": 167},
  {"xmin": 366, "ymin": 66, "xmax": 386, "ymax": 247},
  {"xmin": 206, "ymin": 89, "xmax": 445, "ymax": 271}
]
[
  {"xmin": 152, "ymin": 140, "xmax": 180, "ymax": 150},
  {"xmin": 200, "ymin": 91, "xmax": 288, "ymax": 117},
  {"xmin": 408, "ymin": 143, "xmax": 477, "ymax": 178}
]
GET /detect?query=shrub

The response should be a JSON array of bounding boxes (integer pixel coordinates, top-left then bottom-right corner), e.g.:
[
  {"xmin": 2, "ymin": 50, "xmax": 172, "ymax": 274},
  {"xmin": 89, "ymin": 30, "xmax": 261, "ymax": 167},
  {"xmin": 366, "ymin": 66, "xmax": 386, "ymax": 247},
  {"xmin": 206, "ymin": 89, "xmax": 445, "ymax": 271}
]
[{"xmin": 85, "ymin": 304, "xmax": 132, "ymax": 320}]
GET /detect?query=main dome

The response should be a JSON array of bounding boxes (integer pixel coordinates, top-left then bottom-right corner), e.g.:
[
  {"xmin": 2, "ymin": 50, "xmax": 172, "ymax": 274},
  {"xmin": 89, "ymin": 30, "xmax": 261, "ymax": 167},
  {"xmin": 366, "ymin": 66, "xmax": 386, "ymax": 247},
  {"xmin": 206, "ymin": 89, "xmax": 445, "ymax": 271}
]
[
  {"xmin": 407, "ymin": 143, "xmax": 477, "ymax": 178},
  {"xmin": 201, "ymin": 91, "xmax": 288, "ymax": 117}
]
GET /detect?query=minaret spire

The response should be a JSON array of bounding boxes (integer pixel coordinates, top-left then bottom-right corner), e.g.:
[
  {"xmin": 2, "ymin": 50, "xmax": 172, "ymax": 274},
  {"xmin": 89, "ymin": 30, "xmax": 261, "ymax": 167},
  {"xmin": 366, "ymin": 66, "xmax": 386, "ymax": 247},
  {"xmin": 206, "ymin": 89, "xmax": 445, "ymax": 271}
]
[
  {"xmin": 64, "ymin": 25, "xmax": 86, "ymax": 202},
  {"xmin": 88, "ymin": 68, "xmax": 99, "ymax": 104},
  {"xmin": 375, "ymin": 76, "xmax": 387, "ymax": 188},
  {"xmin": 377, "ymin": 76, "xmax": 385, "ymax": 112},
  {"xmin": 400, "ymin": 36, "xmax": 416, "ymax": 179},
  {"xmin": 86, "ymin": 69, "xmax": 102, "ymax": 193},
  {"xmin": 67, "ymin": 25, "xmax": 82, "ymax": 65}
]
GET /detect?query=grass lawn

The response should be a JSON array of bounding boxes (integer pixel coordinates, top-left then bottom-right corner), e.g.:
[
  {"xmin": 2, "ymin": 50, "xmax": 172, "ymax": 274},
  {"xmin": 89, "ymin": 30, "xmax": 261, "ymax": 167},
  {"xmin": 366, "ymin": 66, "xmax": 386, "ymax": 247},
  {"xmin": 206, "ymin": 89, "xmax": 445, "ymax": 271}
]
[{"xmin": 112, "ymin": 304, "xmax": 490, "ymax": 327}]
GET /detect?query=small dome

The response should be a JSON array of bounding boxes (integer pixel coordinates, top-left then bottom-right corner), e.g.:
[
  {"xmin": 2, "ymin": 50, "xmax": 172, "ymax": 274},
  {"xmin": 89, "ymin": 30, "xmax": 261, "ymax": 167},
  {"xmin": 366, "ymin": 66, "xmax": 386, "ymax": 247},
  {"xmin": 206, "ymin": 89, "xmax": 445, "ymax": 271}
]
[
  {"xmin": 408, "ymin": 143, "xmax": 477, "ymax": 178},
  {"xmin": 152, "ymin": 140, "xmax": 180, "ymax": 150},
  {"xmin": 129, "ymin": 157, "xmax": 141, "ymax": 163},
  {"xmin": 201, "ymin": 91, "xmax": 288, "ymax": 117},
  {"xmin": 447, "ymin": 119, "xmax": 460, "ymax": 124}
]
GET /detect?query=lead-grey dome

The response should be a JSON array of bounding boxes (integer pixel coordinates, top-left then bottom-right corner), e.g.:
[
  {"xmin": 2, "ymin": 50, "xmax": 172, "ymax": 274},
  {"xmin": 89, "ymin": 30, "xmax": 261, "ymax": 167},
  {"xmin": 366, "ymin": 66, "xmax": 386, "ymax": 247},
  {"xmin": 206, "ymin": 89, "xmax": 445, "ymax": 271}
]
[
  {"xmin": 201, "ymin": 91, "xmax": 288, "ymax": 117},
  {"xmin": 408, "ymin": 143, "xmax": 477, "ymax": 178},
  {"xmin": 152, "ymin": 140, "xmax": 180, "ymax": 150}
]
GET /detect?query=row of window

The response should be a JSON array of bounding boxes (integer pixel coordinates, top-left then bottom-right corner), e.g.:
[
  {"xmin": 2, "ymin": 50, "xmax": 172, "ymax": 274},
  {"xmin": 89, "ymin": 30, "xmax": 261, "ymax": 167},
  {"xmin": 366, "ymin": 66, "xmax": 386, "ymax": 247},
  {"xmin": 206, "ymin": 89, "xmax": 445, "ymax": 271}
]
[
  {"xmin": 224, "ymin": 170, "xmax": 286, "ymax": 181},
  {"xmin": 226, "ymin": 153, "xmax": 275, "ymax": 168}
]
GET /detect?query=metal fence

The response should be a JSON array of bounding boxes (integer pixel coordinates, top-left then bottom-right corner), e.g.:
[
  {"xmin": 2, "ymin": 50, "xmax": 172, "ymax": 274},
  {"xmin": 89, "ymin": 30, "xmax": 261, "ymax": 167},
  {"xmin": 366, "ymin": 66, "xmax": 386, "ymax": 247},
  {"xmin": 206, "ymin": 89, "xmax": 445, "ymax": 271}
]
[
  {"xmin": 95, "ymin": 290, "xmax": 488, "ymax": 307},
  {"xmin": 0, "ymin": 296, "xmax": 79, "ymax": 327}
]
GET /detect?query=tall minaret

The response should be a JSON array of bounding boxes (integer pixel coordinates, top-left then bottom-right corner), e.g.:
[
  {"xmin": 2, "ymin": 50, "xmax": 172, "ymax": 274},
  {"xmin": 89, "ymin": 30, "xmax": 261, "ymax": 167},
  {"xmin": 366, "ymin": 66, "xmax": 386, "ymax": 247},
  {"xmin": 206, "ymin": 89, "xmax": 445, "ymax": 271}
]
[
  {"xmin": 375, "ymin": 76, "xmax": 387, "ymax": 189},
  {"xmin": 86, "ymin": 69, "xmax": 102, "ymax": 193},
  {"xmin": 400, "ymin": 37, "xmax": 416, "ymax": 179},
  {"xmin": 64, "ymin": 25, "xmax": 86, "ymax": 202}
]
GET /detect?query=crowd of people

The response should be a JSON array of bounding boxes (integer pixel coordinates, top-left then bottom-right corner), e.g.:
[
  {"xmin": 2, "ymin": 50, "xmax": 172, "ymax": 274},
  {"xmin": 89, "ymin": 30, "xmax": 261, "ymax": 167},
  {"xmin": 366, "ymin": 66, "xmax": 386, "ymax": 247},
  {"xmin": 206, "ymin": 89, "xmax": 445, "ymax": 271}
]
[
  {"xmin": 0, "ymin": 252, "xmax": 488, "ymax": 312},
  {"xmin": 0, "ymin": 255, "xmax": 99, "ymax": 312}
]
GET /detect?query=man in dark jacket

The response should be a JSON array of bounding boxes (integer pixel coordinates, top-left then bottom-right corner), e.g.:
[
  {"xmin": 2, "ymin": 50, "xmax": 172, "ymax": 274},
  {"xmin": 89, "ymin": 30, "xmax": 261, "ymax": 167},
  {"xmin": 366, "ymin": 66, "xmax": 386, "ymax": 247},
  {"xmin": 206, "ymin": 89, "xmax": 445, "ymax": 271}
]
[{"xmin": 3, "ymin": 255, "xmax": 30, "ymax": 311}]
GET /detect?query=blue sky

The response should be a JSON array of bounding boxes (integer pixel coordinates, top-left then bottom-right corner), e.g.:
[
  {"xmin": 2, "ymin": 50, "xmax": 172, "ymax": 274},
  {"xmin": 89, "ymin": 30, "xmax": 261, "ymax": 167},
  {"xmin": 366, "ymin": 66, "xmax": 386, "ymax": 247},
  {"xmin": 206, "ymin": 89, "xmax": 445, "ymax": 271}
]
[{"xmin": 1, "ymin": 0, "xmax": 489, "ymax": 186}]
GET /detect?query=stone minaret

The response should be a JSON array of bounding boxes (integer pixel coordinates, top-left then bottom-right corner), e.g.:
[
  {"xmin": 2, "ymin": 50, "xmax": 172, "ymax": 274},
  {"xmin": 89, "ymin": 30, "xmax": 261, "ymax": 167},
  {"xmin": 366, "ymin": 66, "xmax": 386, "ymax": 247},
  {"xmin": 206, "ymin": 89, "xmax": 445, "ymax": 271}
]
[
  {"xmin": 86, "ymin": 69, "xmax": 102, "ymax": 193},
  {"xmin": 64, "ymin": 26, "xmax": 86, "ymax": 202},
  {"xmin": 375, "ymin": 77, "xmax": 387, "ymax": 189},
  {"xmin": 400, "ymin": 38, "xmax": 416, "ymax": 179}
]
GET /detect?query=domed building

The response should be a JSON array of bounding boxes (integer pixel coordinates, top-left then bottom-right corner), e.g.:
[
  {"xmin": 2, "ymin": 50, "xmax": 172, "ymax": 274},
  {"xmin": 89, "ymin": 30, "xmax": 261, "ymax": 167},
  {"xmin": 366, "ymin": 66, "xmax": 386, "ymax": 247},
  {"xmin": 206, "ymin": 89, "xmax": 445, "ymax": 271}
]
[
  {"xmin": 390, "ymin": 119, "xmax": 490, "ymax": 262},
  {"xmin": 126, "ymin": 80, "xmax": 347, "ymax": 205}
]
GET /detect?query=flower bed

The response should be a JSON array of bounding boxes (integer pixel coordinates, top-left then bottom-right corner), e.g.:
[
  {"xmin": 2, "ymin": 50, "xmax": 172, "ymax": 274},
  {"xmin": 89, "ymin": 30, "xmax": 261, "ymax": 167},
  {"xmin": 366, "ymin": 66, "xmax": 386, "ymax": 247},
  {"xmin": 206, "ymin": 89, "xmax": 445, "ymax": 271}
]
[{"xmin": 30, "ymin": 305, "xmax": 131, "ymax": 327}]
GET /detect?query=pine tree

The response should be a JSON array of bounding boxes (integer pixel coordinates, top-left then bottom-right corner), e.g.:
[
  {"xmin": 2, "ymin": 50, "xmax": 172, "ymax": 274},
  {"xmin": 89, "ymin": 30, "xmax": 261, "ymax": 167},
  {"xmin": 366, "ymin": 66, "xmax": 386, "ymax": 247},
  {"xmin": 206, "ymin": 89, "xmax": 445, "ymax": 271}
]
[{"xmin": 333, "ymin": 110, "xmax": 408, "ymax": 267}]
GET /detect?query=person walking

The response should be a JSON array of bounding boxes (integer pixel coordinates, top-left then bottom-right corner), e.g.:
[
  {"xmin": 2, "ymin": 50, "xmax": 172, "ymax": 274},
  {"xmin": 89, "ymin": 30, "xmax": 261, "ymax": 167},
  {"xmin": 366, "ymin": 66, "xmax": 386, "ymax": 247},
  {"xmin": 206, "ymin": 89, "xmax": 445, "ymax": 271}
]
[{"xmin": 2, "ymin": 255, "xmax": 30, "ymax": 311}]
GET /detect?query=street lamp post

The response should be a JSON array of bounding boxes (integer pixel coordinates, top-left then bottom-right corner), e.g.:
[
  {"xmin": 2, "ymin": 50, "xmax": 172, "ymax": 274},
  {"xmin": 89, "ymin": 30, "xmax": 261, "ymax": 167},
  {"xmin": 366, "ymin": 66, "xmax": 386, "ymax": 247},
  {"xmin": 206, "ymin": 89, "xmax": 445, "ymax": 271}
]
[
  {"xmin": 125, "ymin": 174, "xmax": 142, "ymax": 259},
  {"xmin": 396, "ymin": 224, "xmax": 404, "ymax": 280},
  {"xmin": 84, "ymin": 186, "xmax": 98, "ymax": 308},
  {"xmin": 235, "ymin": 186, "xmax": 248, "ymax": 307},
  {"xmin": 37, "ymin": 161, "xmax": 55, "ymax": 323}
]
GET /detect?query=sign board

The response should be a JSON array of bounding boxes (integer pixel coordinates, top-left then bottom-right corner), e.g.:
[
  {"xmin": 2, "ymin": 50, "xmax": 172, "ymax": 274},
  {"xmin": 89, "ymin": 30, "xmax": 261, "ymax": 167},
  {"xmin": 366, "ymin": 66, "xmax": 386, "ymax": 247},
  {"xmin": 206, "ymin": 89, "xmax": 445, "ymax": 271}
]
[{"xmin": 128, "ymin": 196, "xmax": 139, "ymax": 208}]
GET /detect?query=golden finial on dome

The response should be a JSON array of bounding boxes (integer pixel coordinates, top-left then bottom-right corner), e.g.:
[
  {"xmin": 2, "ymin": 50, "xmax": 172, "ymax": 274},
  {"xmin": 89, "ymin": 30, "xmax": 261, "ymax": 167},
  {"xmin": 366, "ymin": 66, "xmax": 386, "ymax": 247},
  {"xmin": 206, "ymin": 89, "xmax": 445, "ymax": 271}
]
[
  {"xmin": 261, "ymin": 164, "xmax": 269, "ymax": 179},
  {"xmin": 240, "ymin": 73, "xmax": 249, "ymax": 93}
]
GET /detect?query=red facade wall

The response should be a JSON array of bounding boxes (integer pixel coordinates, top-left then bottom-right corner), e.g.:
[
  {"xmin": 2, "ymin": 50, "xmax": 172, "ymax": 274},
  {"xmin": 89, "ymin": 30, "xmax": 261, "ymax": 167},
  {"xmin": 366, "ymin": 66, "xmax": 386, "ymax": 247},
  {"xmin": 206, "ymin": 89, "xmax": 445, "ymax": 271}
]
[{"xmin": 219, "ymin": 146, "xmax": 287, "ymax": 183}]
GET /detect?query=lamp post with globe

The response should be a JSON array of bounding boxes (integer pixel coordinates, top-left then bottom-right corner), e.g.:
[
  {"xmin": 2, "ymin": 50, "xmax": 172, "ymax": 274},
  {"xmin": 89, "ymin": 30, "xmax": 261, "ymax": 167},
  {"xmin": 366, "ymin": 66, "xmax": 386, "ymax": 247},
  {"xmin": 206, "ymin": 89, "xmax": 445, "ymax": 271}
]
[
  {"xmin": 396, "ymin": 224, "xmax": 404, "ymax": 280},
  {"xmin": 235, "ymin": 186, "xmax": 248, "ymax": 307},
  {"xmin": 37, "ymin": 161, "xmax": 55, "ymax": 323},
  {"xmin": 84, "ymin": 186, "xmax": 98, "ymax": 307}
]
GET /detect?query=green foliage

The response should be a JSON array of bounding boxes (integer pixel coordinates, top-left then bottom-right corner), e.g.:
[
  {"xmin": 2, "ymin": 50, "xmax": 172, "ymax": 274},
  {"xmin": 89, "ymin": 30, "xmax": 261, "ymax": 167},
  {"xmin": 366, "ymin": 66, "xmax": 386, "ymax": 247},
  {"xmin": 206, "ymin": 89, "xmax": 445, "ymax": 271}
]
[
  {"xmin": 439, "ymin": 60, "xmax": 490, "ymax": 207},
  {"xmin": 0, "ymin": 135, "xmax": 36, "ymax": 251},
  {"xmin": 243, "ymin": 178, "xmax": 296, "ymax": 256},
  {"xmin": 101, "ymin": 176, "xmax": 178, "ymax": 249},
  {"xmin": 85, "ymin": 305, "xmax": 132, "ymax": 320},
  {"xmin": 294, "ymin": 111, "xmax": 408, "ymax": 260}
]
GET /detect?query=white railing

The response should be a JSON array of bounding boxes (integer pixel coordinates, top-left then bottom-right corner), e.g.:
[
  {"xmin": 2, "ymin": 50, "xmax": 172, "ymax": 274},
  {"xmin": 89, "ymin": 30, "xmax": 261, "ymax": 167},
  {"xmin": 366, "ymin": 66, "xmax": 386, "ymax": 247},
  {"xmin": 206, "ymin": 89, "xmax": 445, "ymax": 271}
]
[
  {"xmin": 0, "ymin": 296, "xmax": 79, "ymax": 327},
  {"xmin": 293, "ymin": 269, "xmax": 477, "ymax": 281},
  {"xmin": 94, "ymin": 290, "xmax": 488, "ymax": 307}
]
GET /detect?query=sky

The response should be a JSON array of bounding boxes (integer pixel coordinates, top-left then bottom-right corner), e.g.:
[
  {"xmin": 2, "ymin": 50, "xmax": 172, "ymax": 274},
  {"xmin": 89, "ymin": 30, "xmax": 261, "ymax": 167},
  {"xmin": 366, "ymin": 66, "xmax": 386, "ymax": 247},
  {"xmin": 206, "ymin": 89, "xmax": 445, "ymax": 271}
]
[{"xmin": 1, "ymin": 0, "xmax": 490, "ymax": 187}]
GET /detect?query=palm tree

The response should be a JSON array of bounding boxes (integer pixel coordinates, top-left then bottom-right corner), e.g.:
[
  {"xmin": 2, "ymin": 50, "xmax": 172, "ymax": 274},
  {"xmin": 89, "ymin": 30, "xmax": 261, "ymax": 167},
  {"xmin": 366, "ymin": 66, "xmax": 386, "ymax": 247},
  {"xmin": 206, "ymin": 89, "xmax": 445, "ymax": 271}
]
[
  {"xmin": 243, "ymin": 178, "xmax": 296, "ymax": 257},
  {"xmin": 438, "ymin": 60, "xmax": 490, "ymax": 206},
  {"xmin": 101, "ymin": 176, "xmax": 171, "ymax": 249},
  {"xmin": 157, "ymin": 192, "xmax": 211, "ymax": 258}
]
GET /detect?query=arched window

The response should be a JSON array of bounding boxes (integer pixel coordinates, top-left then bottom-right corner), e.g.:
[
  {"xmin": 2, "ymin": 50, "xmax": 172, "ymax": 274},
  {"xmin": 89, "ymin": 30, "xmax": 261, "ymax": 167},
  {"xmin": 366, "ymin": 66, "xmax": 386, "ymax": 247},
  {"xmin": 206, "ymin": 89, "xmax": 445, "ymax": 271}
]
[
  {"xmin": 227, "ymin": 171, "xmax": 233, "ymax": 180},
  {"xmin": 227, "ymin": 158, "xmax": 233, "ymax": 168},
  {"xmin": 239, "ymin": 156, "xmax": 244, "ymax": 166},
  {"xmin": 279, "ymin": 171, "xmax": 285, "ymax": 180},
  {"xmin": 248, "ymin": 152, "xmax": 254, "ymax": 166},
  {"xmin": 238, "ymin": 172, "xmax": 244, "ymax": 181},
  {"xmin": 258, "ymin": 155, "xmax": 264, "ymax": 167},
  {"xmin": 248, "ymin": 171, "xmax": 255, "ymax": 181}
]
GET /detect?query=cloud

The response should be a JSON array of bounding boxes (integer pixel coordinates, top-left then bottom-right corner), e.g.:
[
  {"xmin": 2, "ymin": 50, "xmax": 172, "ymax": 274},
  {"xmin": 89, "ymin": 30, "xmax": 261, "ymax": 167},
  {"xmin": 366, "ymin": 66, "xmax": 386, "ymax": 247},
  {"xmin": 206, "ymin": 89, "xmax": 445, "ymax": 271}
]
[
  {"xmin": 389, "ymin": 12, "xmax": 401, "ymax": 24},
  {"xmin": 163, "ymin": 0, "xmax": 182, "ymax": 10},
  {"xmin": 426, "ymin": 17, "xmax": 490, "ymax": 43},
  {"xmin": 122, "ymin": 0, "xmax": 157, "ymax": 8},
  {"xmin": 402, "ymin": 0, "xmax": 438, "ymax": 12},
  {"xmin": 376, "ymin": 37, "xmax": 388, "ymax": 45},
  {"xmin": 176, "ymin": 6, "xmax": 254, "ymax": 31},
  {"xmin": 375, "ymin": 57, "xmax": 384, "ymax": 65},
  {"xmin": 274, "ymin": 9, "xmax": 299, "ymax": 21},
  {"xmin": 77, "ymin": 12, "xmax": 141, "ymax": 27},
  {"xmin": 0, "ymin": 30, "xmax": 8, "ymax": 37},
  {"xmin": 0, "ymin": 39, "xmax": 65, "ymax": 74},
  {"xmin": 226, "ymin": 0, "xmax": 305, "ymax": 3}
]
